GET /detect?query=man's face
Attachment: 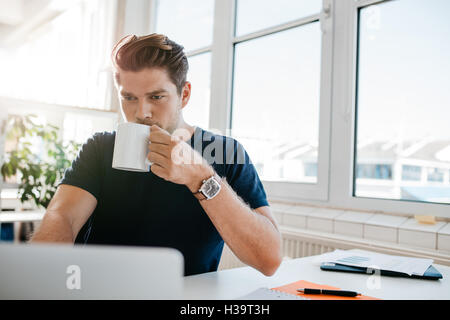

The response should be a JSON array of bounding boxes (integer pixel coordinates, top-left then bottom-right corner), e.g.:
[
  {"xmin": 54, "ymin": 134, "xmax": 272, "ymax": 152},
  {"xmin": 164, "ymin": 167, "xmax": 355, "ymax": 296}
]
[{"xmin": 116, "ymin": 67, "xmax": 190, "ymax": 133}]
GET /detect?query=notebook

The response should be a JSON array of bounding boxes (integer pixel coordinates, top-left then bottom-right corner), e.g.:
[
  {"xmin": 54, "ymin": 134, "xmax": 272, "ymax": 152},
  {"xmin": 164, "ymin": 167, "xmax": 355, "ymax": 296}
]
[
  {"xmin": 316, "ymin": 249, "xmax": 443, "ymax": 280},
  {"xmin": 271, "ymin": 280, "xmax": 379, "ymax": 300},
  {"xmin": 320, "ymin": 262, "xmax": 443, "ymax": 280},
  {"xmin": 316, "ymin": 249, "xmax": 435, "ymax": 277},
  {"xmin": 237, "ymin": 280, "xmax": 379, "ymax": 300},
  {"xmin": 237, "ymin": 287, "xmax": 309, "ymax": 300}
]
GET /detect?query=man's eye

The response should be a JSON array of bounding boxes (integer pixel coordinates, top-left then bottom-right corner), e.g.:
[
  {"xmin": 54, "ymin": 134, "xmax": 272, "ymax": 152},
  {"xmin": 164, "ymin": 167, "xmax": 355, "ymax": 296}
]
[
  {"xmin": 152, "ymin": 95, "xmax": 164, "ymax": 100},
  {"xmin": 123, "ymin": 96, "xmax": 136, "ymax": 101}
]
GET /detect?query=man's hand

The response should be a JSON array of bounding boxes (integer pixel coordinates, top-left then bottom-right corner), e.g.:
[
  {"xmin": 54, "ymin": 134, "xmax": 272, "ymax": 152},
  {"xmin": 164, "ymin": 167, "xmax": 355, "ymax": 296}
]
[
  {"xmin": 148, "ymin": 125, "xmax": 282, "ymax": 276},
  {"xmin": 147, "ymin": 125, "xmax": 214, "ymax": 192}
]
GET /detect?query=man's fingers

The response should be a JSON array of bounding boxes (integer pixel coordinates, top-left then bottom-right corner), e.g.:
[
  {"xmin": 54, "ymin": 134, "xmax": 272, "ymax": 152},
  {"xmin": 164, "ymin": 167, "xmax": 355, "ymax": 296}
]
[
  {"xmin": 148, "ymin": 151, "xmax": 168, "ymax": 168},
  {"xmin": 149, "ymin": 129, "xmax": 171, "ymax": 145},
  {"xmin": 150, "ymin": 163, "xmax": 167, "ymax": 179},
  {"xmin": 150, "ymin": 124, "xmax": 166, "ymax": 132},
  {"xmin": 148, "ymin": 142, "xmax": 170, "ymax": 157}
]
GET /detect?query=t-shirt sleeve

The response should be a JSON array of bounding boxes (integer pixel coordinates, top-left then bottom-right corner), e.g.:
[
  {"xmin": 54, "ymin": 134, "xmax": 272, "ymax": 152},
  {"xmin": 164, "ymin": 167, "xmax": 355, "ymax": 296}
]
[
  {"xmin": 59, "ymin": 133, "xmax": 103, "ymax": 200},
  {"xmin": 225, "ymin": 140, "xmax": 269, "ymax": 209}
]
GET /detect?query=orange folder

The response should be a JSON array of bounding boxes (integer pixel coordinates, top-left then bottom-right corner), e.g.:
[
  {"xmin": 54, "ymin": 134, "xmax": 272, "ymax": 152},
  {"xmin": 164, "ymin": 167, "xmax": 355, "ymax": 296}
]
[{"xmin": 271, "ymin": 280, "xmax": 380, "ymax": 300}]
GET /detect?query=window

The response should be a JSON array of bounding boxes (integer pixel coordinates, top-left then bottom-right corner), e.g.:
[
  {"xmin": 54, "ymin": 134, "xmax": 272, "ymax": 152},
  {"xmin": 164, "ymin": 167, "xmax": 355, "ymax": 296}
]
[
  {"xmin": 0, "ymin": 0, "xmax": 117, "ymax": 110},
  {"xmin": 1, "ymin": 114, "xmax": 46, "ymax": 188},
  {"xmin": 231, "ymin": 0, "xmax": 322, "ymax": 183},
  {"xmin": 155, "ymin": 0, "xmax": 214, "ymax": 130},
  {"xmin": 427, "ymin": 168, "xmax": 444, "ymax": 183},
  {"xmin": 62, "ymin": 112, "xmax": 117, "ymax": 144},
  {"xmin": 356, "ymin": 164, "xmax": 392, "ymax": 180},
  {"xmin": 354, "ymin": 0, "xmax": 450, "ymax": 205},
  {"xmin": 152, "ymin": 0, "xmax": 331, "ymax": 199},
  {"xmin": 184, "ymin": 53, "xmax": 211, "ymax": 130},
  {"xmin": 235, "ymin": 0, "xmax": 321, "ymax": 36},
  {"xmin": 231, "ymin": 2, "xmax": 323, "ymax": 184},
  {"xmin": 402, "ymin": 165, "xmax": 421, "ymax": 182},
  {"xmin": 155, "ymin": 0, "xmax": 214, "ymax": 52},
  {"xmin": 149, "ymin": 0, "xmax": 449, "ymax": 217}
]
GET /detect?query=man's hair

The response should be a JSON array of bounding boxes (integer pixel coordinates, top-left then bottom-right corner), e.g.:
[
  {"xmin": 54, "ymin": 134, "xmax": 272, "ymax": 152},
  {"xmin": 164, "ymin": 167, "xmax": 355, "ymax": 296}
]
[{"xmin": 111, "ymin": 33, "xmax": 188, "ymax": 95}]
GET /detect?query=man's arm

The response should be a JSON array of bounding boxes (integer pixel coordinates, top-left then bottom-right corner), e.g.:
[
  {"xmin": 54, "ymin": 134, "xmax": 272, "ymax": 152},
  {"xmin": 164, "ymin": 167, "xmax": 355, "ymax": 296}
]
[
  {"xmin": 30, "ymin": 184, "xmax": 97, "ymax": 243},
  {"xmin": 185, "ymin": 168, "xmax": 282, "ymax": 276},
  {"xmin": 147, "ymin": 125, "xmax": 282, "ymax": 276}
]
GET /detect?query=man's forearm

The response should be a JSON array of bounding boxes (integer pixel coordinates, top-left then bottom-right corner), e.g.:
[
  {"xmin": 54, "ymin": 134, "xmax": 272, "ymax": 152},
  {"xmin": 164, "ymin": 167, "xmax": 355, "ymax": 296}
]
[
  {"xmin": 30, "ymin": 211, "xmax": 74, "ymax": 243},
  {"xmin": 202, "ymin": 180, "xmax": 281, "ymax": 275},
  {"xmin": 187, "ymin": 168, "xmax": 282, "ymax": 276}
]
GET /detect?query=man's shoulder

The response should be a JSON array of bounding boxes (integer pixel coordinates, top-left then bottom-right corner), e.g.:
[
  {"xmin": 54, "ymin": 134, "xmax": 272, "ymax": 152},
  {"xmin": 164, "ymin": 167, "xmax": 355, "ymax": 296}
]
[
  {"xmin": 85, "ymin": 131, "xmax": 116, "ymax": 146},
  {"xmin": 196, "ymin": 127, "xmax": 243, "ymax": 148},
  {"xmin": 195, "ymin": 127, "xmax": 249, "ymax": 166}
]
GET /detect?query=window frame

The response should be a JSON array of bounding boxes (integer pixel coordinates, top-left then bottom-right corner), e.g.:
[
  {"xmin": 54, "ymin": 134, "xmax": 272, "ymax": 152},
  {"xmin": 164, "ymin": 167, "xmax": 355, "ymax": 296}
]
[
  {"xmin": 205, "ymin": 0, "xmax": 334, "ymax": 201},
  {"xmin": 329, "ymin": 0, "xmax": 450, "ymax": 218},
  {"xmin": 2, "ymin": 0, "xmax": 448, "ymax": 217},
  {"xmin": 0, "ymin": 0, "xmax": 120, "ymax": 112},
  {"xmin": 149, "ymin": 0, "xmax": 450, "ymax": 218}
]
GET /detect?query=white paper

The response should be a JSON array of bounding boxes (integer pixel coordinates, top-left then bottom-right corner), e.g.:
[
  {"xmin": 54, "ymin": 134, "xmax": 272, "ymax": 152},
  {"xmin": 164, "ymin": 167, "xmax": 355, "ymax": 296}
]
[
  {"xmin": 315, "ymin": 249, "xmax": 433, "ymax": 276},
  {"xmin": 236, "ymin": 288, "xmax": 308, "ymax": 300}
]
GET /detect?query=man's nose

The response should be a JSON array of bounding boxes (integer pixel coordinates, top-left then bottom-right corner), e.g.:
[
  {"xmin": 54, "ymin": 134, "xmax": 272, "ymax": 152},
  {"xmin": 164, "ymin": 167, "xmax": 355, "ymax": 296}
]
[{"xmin": 135, "ymin": 100, "xmax": 153, "ymax": 120}]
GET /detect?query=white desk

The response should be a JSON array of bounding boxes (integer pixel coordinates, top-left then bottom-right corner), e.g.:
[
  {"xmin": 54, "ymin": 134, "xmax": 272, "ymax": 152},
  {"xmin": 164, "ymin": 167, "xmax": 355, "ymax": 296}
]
[
  {"xmin": 0, "ymin": 210, "xmax": 45, "ymax": 223},
  {"xmin": 183, "ymin": 255, "xmax": 450, "ymax": 300}
]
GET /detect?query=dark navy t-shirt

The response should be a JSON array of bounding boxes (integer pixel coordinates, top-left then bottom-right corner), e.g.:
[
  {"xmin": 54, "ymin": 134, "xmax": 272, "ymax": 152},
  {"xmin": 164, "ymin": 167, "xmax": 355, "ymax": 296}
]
[{"xmin": 60, "ymin": 126, "xmax": 268, "ymax": 276}]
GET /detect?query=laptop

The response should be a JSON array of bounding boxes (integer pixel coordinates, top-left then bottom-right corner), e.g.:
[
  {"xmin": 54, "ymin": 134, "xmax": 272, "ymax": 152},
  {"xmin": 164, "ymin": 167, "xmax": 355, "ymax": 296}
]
[{"xmin": 0, "ymin": 243, "xmax": 184, "ymax": 299}]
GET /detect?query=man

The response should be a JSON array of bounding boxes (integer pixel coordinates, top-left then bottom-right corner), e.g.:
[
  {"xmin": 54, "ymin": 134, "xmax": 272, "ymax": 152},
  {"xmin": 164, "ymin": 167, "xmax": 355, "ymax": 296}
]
[{"xmin": 31, "ymin": 33, "xmax": 282, "ymax": 276}]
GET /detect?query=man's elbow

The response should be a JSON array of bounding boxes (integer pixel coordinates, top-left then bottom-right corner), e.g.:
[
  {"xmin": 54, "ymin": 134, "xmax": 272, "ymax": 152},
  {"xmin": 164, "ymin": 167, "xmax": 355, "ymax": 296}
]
[{"xmin": 260, "ymin": 251, "xmax": 283, "ymax": 277}]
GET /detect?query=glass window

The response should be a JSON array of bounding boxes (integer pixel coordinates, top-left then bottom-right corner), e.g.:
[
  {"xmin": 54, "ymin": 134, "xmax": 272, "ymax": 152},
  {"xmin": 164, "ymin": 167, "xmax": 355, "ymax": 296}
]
[
  {"xmin": 231, "ymin": 23, "xmax": 321, "ymax": 183},
  {"xmin": 183, "ymin": 53, "xmax": 211, "ymax": 130},
  {"xmin": 0, "ymin": 0, "xmax": 116, "ymax": 109},
  {"xmin": 155, "ymin": 0, "xmax": 215, "ymax": 52},
  {"xmin": 402, "ymin": 165, "xmax": 421, "ymax": 181},
  {"xmin": 427, "ymin": 168, "xmax": 444, "ymax": 183},
  {"xmin": 62, "ymin": 112, "xmax": 117, "ymax": 145},
  {"xmin": 354, "ymin": 0, "xmax": 450, "ymax": 204},
  {"xmin": 235, "ymin": 0, "xmax": 321, "ymax": 36},
  {"xmin": 356, "ymin": 164, "xmax": 392, "ymax": 180},
  {"xmin": 304, "ymin": 163, "xmax": 318, "ymax": 177},
  {"xmin": 1, "ymin": 114, "xmax": 46, "ymax": 188}
]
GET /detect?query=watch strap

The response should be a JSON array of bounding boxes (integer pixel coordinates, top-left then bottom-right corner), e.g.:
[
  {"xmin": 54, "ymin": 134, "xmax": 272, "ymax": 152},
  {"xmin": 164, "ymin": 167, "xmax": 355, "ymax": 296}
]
[
  {"xmin": 193, "ymin": 173, "xmax": 222, "ymax": 201},
  {"xmin": 193, "ymin": 190, "xmax": 207, "ymax": 201}
]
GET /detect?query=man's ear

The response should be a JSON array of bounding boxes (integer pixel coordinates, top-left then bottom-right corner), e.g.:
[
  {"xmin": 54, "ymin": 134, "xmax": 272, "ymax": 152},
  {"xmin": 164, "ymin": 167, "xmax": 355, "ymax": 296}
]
[{"xmin": 180, "ymin": 81, "xmax": 191, "ymax": 109}]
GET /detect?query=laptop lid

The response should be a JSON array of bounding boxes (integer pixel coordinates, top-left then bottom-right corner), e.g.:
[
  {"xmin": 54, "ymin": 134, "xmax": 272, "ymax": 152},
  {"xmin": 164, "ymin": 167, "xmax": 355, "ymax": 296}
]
[{"xmin": 0, "ymin": 243, "xmax": 184, "ymax": 299}]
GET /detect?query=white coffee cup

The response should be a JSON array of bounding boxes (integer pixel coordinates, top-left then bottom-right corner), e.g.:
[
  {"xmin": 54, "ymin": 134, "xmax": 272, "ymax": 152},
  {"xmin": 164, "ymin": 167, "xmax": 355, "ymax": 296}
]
[{"xmin": 112, "ymin": 122, "xmax": 152, "ymax": 172}]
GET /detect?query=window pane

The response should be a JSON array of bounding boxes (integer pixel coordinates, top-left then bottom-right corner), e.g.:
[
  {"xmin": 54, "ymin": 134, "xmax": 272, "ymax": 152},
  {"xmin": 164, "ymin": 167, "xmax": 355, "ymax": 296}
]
[
  {"xmin": 0, "ymin": 0, "xmax": 116, "ymax": 109},
  {"xmin": 355, "ymin": 0, "xmax": 450, "ymax": 204},
  {"xmin": 235, "ymin": 0, "xmax": 321, "ymax": 36},
  {"xmin": 183, "ymin": 53, "xmax": 211, "ymax": 130},
  {"xmin": 232, "ymin": 23, "xmax": 321, "ymax": 183},
  {"xmin": 427, "ymin": 168, "xmax": 444, "ymax": 183},
  {"xmin": 402, "ymin": 165, "xmax": 421, "ymax": 182},
  {"xmin": 357, "ymin": 164, "xmax": 392, "ymax": 180},
  {"xmin": 155, "ymin": 0, "xmax": 214, "ymax": 52},
  {"xmin": 63, "ymin": 112, "xmax": 117, "ymax": 144}
]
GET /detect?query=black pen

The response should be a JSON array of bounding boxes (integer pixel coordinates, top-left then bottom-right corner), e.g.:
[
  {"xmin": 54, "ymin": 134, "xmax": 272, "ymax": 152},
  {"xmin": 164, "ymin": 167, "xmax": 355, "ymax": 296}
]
[{"xmin": 297, "ymin": 288, "xmax": 361, "ymax": 297}]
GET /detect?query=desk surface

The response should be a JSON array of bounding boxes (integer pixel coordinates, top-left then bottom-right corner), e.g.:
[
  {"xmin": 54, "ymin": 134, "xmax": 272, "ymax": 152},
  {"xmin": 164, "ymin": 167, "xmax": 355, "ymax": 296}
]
[
  {"xmin": 0, "ymin": 211, "xmax": 45, "ymax": 223},
  {"xmin": 183, "ymin": 255, "xmax": 450, "ymax": 300}
]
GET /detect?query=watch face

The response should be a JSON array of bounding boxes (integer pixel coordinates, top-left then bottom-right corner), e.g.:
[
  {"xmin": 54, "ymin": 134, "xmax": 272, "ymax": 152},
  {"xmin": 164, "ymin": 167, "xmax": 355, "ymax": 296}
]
[{"xmin": 201, "ymin": 177, "xmax": 221, "ymax": 199}]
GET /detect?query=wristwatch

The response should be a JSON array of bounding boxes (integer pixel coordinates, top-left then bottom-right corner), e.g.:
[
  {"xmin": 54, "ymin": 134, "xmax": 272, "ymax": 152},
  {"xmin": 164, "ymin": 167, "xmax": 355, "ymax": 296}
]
[{"xmin": 193, "ymin": 173, "xmax": 222, "ymax": 201}]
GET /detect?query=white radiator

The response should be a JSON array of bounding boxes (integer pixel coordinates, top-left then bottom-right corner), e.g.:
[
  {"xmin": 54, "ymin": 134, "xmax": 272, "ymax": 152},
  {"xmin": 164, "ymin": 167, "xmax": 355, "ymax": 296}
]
[{"xmin": 218, "ymin": 226, "xmax": 450, "ymax": 270}]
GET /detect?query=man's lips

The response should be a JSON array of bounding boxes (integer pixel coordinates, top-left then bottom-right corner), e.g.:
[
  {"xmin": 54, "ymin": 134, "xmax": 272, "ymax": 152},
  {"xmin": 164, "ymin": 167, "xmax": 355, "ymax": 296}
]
[{"xmin": 136, "ymin": 120, "xmax": 160, "ymax": 127}]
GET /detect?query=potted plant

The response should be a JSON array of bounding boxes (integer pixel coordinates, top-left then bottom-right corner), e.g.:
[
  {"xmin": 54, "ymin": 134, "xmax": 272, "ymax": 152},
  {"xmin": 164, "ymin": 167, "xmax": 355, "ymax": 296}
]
[{"xmin": 0, "ymin": 114, "xmax": 80, "ymax": 240}]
